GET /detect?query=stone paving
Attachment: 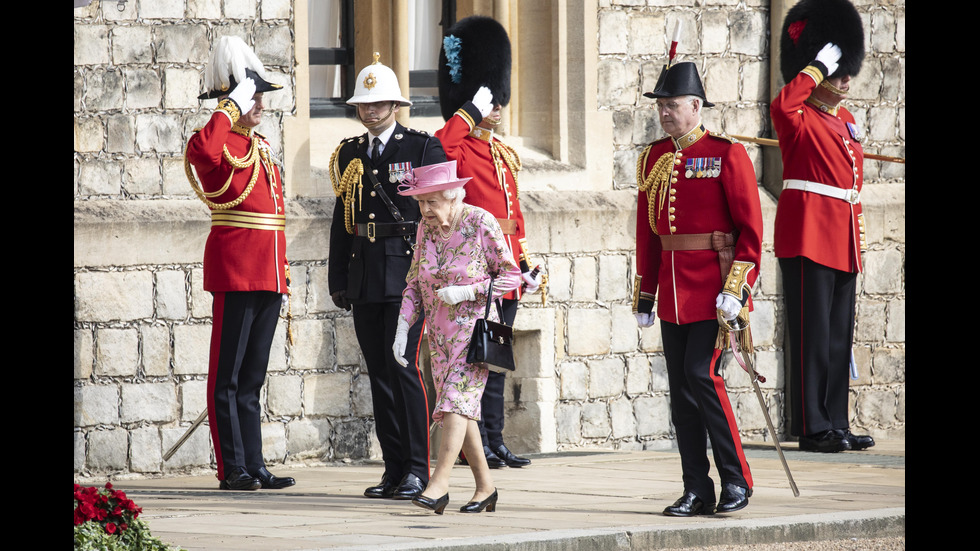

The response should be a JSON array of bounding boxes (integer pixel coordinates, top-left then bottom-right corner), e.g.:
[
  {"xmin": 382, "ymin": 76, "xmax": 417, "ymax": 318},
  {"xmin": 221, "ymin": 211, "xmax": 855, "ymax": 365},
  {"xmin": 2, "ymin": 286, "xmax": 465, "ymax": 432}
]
[{"xmin": 103, "ymin": 439, "xmax": 905, "ymax": 550}]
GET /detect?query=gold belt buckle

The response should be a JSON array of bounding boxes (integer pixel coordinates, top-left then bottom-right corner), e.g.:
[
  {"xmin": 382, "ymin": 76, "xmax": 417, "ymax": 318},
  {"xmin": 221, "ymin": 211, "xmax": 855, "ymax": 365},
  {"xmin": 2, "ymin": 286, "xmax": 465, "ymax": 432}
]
[{"xmin": 367, "ymin": 222, "xmax": 376, "ymax": 242}]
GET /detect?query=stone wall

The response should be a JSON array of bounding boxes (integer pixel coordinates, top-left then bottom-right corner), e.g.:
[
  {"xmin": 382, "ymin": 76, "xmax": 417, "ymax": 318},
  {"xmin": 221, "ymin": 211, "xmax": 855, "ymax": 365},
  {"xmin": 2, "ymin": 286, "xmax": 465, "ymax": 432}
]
[
  {"xmin": 72, "ymin": 0, "xmax": 348, "ymax": 476},
  {"xmin": 559, "ymin": 0, "xmax": 906, "ymax": 450},
  {"xmin": 75, "ymin": 0, "xmax": 905, "ymax": 478}
]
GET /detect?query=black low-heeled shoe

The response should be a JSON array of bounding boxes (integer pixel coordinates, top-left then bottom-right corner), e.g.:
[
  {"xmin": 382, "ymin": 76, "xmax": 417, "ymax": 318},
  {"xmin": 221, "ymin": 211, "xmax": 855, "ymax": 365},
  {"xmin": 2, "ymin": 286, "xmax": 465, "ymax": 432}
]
[
  {"xmin": 412, "ymin": 493, "xmax": 449, "ymax": 515},
  {"xmin": 252, "ymin": 467, "xmax": 296, "ymax": 490},
  {"xmin": 460, "ymin": 490, "xmax": 498, "ymax": 513}
]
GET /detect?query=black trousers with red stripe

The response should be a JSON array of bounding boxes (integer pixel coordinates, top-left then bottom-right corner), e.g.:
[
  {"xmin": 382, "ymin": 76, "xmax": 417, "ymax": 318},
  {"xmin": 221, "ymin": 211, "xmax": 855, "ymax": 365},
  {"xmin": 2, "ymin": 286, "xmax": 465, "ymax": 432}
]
[
  {"xmin": 208, "ymin": 291, "xmax": 281, "ymax": 480},
  {"xmin": 352, "ymin": 302, "xmax": 430, "ymax": 484},
  {"xmin": 779, "ymin": 256, "xmax": 856, "ymax": 437},
  {"xmin": 479, "ymin": 298, "xmax": 519, "ymax": 449},
  {"xmin": 662, "ymin": 319, "xmax": 752, "ymax": 503}
]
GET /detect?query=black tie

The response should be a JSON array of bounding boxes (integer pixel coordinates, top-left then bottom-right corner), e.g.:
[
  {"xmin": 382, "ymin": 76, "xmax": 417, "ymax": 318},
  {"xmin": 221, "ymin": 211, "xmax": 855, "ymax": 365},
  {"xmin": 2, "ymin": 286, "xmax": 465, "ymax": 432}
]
[{"xmin": 371, "ymin": 137, "xmax": 381, "ymax": 164}]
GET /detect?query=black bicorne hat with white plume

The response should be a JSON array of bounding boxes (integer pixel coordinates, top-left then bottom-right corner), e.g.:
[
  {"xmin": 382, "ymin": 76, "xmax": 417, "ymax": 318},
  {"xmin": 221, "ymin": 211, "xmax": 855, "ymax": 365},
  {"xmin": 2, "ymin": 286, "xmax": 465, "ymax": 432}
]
[{"xmin": 198, "ymin": 36, "xmax": 282, "ymax": 100}]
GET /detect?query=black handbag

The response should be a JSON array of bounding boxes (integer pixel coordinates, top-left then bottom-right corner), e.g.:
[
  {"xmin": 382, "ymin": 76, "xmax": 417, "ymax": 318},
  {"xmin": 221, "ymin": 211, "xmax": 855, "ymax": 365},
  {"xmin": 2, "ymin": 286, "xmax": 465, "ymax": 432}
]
[{"xmin": 466, "ymin": 277, "xmax": 516, "ymax": 373}]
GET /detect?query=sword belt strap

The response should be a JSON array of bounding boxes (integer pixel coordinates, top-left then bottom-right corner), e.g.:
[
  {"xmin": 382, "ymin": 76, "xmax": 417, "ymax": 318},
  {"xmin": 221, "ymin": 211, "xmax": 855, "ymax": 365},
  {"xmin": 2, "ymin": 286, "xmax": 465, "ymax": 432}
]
[
  {"xmin": 496, "ymin": 218, "xmax": 517, "ymax": 235},
  {"xmin": 354, "ymin": 221, "xmax": 417, "ymax": 239},
  {"xmin": 783, "ymin": 179, "xmax": 860, "ymax": 204},
  {"xmin": 211, "ymin": 210, "xmax": 285, "ymax": 231},
  {"xmin": 361, "ymin": 153, "xmax": 406, "ymax": 223},
  {"xmin": 660, "ymin": 231, "xmax": 736, "ymax": 280}
]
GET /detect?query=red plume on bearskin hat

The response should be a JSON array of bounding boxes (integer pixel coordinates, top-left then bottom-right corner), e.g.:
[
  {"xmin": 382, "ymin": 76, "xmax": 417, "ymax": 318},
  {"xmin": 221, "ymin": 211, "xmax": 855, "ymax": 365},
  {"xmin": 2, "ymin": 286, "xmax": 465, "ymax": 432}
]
[
  {"xmin": 438, "ymin": 16, "xmax": 512, "ymax": 122},
  {"xmin": 779, "ymin": 0, "xmax": 865, "ymax": 84}
]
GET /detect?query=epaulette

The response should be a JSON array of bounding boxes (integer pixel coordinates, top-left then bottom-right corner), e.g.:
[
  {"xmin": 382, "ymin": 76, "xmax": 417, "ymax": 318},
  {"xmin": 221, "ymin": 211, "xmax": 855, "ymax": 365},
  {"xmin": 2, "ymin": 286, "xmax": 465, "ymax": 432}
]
[
  {"xmin": 708, "ymin": 131, "xmax": 737, "ymax": 144},
  {"xmin": 403, "ymin": 127, "xmax": 430, "ymax": 136}
]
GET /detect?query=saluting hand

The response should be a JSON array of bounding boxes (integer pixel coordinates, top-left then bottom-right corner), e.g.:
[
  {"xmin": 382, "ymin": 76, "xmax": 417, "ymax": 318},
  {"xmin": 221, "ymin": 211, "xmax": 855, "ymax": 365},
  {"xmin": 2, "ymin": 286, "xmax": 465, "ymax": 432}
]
[
  {"xmin": 815, "ymin": 43, "xmax": 842, "ymax": 77},
  {"xmin": 228, "ymin": 77, "xmax": 257, "ymax": 115},
  {"xmin": 472, "ymin": 86, "xmax": 494, "ymax": 117}
]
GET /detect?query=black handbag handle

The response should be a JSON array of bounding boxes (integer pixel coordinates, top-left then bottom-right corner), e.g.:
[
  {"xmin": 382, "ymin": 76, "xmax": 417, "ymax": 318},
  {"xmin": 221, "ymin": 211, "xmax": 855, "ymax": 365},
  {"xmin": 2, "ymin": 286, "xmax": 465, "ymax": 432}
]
[{"xmin": 482, "ymin": 276, "xmax": 504, "ymax": 321}]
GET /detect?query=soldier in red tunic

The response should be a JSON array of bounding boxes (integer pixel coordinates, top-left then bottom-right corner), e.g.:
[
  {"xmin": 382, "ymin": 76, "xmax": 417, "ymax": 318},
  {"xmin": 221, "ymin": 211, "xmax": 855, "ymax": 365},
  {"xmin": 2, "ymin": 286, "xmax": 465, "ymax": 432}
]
[
  {"xmin": 185, "ymin": 36, "xmax": 295, "ymax": 491},
  {"xmin": 434, "ymin": 16, "xmax": 542, "ymax": 470},
  {"xmin": 634, "ymin": 61, "xmax": 761, "ymax": 516},
  {"xmin": 772, "ymin": 0, "xmax": 875, "ymax": 454}
]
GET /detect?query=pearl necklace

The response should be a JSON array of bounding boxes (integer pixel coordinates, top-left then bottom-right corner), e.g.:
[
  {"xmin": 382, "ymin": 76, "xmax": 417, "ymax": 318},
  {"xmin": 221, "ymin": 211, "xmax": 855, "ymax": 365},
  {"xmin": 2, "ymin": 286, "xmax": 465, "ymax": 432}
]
[{"xmin": 437, "ymin": 207, "xmax": 462, "ymax": 241}]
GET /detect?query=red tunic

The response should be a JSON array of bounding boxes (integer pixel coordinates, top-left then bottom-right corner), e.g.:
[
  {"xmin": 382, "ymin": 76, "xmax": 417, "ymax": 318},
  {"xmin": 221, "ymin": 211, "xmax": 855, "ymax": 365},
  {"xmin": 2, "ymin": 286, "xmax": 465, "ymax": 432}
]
[
  {"xmin": 186, "ymin": 111, "xmax": 288, "ymax": 293},
  {"xmin": 435, "ymin": 102, "xmax": 527, "ymax": 300},
  {"xmin": 771, "ymin": 68, "xmax": 865, "ymax": 273},
  {"xmin": 635, "ymin": 127, "xmax": 763, "ymax": 325}
]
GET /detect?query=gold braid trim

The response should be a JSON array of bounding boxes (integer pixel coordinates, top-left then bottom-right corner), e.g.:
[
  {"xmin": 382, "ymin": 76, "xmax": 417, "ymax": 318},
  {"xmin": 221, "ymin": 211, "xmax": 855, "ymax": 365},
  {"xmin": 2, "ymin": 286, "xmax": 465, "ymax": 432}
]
[
  {"xmin": 491, "ymin": 140, "xmax": 522, "ymax": 199},
  {"xmin": 329, "ymin": 143, "xmax": 364, "ymax": 235},
  {"xmin": 632, "ymin": 274, "xmax": 642, "ymax": 313},
  {"xmin": 185, "ymin": 136, "xmax": 262, "ymax": 210},
  {"xmin": 722, "ymin": 261, "xmax": 756, "ymax": 304},
  {"xmin": 636, "ymin": 147, "xmax": 674, "ymax": 235},
  {"xmin": 714, "ymin": 320, "xmax": 754, "ymax": 353}
]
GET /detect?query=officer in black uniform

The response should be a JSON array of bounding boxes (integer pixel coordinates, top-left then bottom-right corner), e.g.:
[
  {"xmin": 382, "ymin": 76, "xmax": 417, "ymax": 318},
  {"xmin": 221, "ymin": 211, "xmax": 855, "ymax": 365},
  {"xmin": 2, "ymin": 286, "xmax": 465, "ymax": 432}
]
[{"xmin": 328, "ymin": 53, "xmax": 446, "ymax": 500}]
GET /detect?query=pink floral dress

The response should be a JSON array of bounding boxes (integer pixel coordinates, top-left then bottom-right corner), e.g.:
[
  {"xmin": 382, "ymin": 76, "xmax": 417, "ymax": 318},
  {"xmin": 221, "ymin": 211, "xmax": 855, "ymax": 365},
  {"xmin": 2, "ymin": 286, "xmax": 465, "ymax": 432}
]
[{"xmin": 399, "ymin": 204, "xmax": 521, "ymax": 424}]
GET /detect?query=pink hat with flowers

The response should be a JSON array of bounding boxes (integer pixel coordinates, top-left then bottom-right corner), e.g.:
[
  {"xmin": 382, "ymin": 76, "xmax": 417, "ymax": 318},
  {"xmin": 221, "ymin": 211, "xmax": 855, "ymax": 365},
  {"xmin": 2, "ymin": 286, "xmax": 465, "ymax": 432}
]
[{"xmin": 396, "ymin": 160, "xmax": 471, "ymax": 196}]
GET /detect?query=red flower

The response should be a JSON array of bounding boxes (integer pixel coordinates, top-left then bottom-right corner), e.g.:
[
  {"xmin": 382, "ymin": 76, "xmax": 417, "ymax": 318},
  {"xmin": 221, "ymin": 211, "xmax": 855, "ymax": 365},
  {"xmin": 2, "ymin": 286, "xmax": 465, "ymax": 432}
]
[
  {"xmin": 105, "ymin": 482, "xmax": 113, "ymax": 490},
  {"xmin": 105, "ymin": 522, "xmax": 117, "ymax": 534}
]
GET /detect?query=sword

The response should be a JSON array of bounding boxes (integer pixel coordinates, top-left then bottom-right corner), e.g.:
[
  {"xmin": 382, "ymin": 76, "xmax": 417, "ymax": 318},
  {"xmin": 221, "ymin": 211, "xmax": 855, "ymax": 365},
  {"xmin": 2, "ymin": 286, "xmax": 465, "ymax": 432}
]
[
  {"xmin": 729, "ymin": 134, "xmax": 905, "ymax": 164},
  {"xmin": 163, "ymin": 409, "xmax": 208, "ymax": 461},
  {"xmin": 722, "ymin": 316, "xmax": 800, "ymax": 497}
]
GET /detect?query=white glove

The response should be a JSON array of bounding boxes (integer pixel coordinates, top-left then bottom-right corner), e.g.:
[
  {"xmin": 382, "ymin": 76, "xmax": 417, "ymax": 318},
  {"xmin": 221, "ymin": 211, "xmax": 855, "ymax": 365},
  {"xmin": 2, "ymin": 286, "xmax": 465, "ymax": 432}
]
[
  {"xmin": 472, "ymin": 86, "xmax": 494, "ymax": 117},
  {"xmin": 436, "ymin": 285, "xmax": 476, "ymax": 305},
  {"xmin": 392, "ymin": 317, "xmax": 410, "ymax": 368},
  {"xmin": 814, "ymin": 43, "xmax": 842, "ymax": 77},
  {"xmin": 715, "ymin": 293, "xmax": 742, "ymax": 322},
  {"xmin": 635, "ymin": 312, "xmax": 656, "ymax": 328},
  {"xmin": 522, "ymin": 271, "xmax": 543, "ymax": 294},
  {"xmin": 228, "ymin": 77, "xmax": 257, "ymax": 115}
]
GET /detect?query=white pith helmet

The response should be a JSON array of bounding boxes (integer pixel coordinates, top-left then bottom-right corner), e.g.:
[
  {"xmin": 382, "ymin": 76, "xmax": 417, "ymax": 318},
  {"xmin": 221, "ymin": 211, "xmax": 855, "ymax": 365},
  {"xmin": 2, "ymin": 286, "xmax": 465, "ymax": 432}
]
[{"xmin": 346, "ymin": 52, "xmax": 412, "ymax": 106}]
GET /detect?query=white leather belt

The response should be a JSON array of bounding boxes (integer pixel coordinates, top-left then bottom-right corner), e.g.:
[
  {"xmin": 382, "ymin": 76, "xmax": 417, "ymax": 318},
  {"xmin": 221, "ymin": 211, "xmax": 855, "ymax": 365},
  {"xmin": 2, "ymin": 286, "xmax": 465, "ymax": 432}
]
[{"xmin": 783, "ymin": 179, "xmax": 860, "ymax": 204}]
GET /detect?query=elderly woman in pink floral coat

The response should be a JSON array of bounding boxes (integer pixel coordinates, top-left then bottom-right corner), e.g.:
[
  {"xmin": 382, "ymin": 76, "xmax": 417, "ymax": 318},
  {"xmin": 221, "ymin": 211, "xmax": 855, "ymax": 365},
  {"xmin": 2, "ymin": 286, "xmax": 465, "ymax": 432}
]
[{"xmin": 392, "ymin": 160, "xmax": 521, "ymax": 514}]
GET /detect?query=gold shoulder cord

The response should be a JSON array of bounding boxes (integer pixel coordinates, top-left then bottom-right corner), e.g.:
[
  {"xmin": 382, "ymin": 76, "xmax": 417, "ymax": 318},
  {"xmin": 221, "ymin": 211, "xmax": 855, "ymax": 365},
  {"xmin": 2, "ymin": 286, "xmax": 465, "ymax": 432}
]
[
  {"xmin": 491, "ymin": 140, "xmax": 522, "ymax": 198},
  {"xmin": 329, "ymin": 142, "xmax": 364, "ymax": 235},
  {"xmin": 185, "ymin": 138, "xmax": 263, "ymax": 210},
  {"xmin": 636, "ymin": 146, "xmax": 673, "ymax": 235}
]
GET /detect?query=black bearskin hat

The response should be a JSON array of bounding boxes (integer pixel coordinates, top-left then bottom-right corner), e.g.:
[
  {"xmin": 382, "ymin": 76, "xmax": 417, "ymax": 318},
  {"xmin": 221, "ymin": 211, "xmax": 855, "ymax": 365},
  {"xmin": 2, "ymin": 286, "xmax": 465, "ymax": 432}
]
[
  {"xmin": 779, "ymin": 0, "xmax": 865, "ymax": 84},
  {"xmin": 438, "ymin": 16, "xmax": 512, "ymax": 121}
]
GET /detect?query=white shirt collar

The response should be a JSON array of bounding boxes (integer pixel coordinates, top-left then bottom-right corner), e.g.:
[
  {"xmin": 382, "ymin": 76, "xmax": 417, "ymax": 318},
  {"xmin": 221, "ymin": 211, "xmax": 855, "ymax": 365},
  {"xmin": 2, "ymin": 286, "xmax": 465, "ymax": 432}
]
[{"xmin": 369, "ymin": 124, "xmax": 397, "ymax": 148}]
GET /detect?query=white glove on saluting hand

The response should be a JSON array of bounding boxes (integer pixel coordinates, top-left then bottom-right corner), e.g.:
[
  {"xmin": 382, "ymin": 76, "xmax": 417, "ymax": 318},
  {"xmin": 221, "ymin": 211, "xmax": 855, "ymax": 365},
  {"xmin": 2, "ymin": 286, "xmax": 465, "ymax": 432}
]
[
  {"xmin": 815, "ymin": 43, "xmax": 842, "ymax": 77},
  {"xmin": 392, "ymin": 317, "xmax": 410, "ymax": 368},
  {"xmin": 635, "ymin": 312, "xmax": 656, "ymax": 328},
  {"xmin": 715, "ymin": 293, "xmax": 742, "ymax": 322},
  {"xmin": 228, "ymin": 77, "xmax": 257, "ymax": 115},
  {"xmin": 472, "ymin": 86, "xmax": 494, "ymax": 118},
  {"xmin": 436, "ymin": 285, "xmax": 476, "ymax": 305}
]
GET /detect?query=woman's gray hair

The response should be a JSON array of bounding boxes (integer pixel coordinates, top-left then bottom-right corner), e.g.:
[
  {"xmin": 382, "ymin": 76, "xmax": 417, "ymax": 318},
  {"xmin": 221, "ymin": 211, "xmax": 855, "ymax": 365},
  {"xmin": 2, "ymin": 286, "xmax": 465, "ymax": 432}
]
[{"xmin": 441, "ymin": 185, "xmax": 466, "ymax": 206}]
